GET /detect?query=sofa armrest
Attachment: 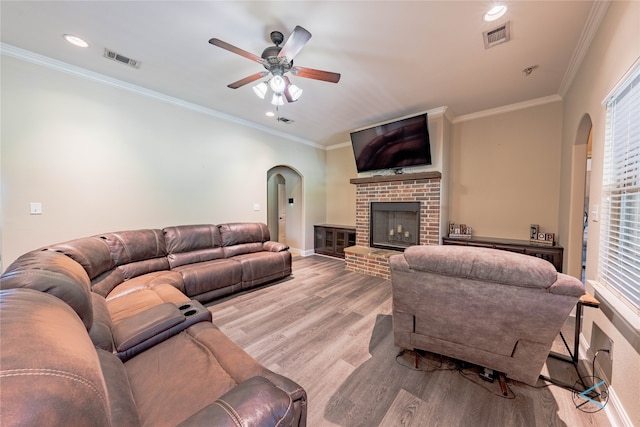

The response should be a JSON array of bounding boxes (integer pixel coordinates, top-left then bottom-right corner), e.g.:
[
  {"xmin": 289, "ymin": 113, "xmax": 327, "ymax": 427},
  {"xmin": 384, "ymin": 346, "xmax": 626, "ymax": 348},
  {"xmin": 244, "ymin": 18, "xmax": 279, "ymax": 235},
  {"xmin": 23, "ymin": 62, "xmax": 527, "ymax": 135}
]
[
  {"xmin": 112, "ymin": 301, "xmax": 212, "ymax": 361},
  {"xmin": 263, "ymin": 241, "xmax": 289, "ymax": 252},
  {"xmin": 549, "ymin": 273, "xmax": 585, "ymax": 298},
  {"xmin": 177, "ymin": 376, "xmax": 297, "ymax": 427}
]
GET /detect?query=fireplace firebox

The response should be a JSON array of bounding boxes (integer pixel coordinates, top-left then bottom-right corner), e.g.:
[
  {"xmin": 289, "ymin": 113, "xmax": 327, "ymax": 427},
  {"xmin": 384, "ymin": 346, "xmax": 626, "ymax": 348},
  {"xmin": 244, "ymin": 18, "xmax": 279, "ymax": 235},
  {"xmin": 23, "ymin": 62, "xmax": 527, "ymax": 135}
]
[{"xmin": 370, "ymin": 202, "xmax": 420, "ymax": 250}]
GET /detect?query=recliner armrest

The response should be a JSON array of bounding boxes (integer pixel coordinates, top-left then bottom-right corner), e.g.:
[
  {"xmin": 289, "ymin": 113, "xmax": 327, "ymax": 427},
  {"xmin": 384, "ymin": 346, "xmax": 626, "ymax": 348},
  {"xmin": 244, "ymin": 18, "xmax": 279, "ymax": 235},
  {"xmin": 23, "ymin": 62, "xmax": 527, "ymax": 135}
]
[
  {"xmin": 263, "ymin": 241, "xmax": 289, "ymax": 252},
  {"xmin": 176, "ymin": 376, "xmax": 296, "ymax": 427},
  {"xmin": 112, "ymin": 301, "xmax": 211, "ymax": 361}
]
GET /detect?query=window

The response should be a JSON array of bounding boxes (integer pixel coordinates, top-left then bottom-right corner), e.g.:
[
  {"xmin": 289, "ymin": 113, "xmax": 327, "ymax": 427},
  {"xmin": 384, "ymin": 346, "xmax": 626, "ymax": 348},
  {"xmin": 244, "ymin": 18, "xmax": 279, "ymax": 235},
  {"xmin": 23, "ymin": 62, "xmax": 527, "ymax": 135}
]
[{"xmin": 599, "ymin": 65, "xmax": 640, "ymax": 313}]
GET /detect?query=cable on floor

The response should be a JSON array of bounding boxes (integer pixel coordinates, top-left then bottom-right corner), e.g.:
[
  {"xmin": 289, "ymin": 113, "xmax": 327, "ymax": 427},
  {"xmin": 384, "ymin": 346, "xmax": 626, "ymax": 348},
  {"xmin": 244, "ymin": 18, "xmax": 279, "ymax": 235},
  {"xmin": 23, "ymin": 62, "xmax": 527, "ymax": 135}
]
[{"xmin": 395, "ymin": 349, "xmax": 516, "ymax": 399}]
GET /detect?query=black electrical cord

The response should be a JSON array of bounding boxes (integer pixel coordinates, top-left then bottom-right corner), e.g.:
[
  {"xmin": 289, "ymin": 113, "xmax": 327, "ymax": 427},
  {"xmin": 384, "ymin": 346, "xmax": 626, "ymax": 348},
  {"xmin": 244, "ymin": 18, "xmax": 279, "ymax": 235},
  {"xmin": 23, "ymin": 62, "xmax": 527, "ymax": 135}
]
[
  {"xmin": 592, "ymin": 348, "xmax": 610, "ymax": 378},
  {"xmin": 395, "ymin": 350, "xmax": 516, "ymax": 399}
]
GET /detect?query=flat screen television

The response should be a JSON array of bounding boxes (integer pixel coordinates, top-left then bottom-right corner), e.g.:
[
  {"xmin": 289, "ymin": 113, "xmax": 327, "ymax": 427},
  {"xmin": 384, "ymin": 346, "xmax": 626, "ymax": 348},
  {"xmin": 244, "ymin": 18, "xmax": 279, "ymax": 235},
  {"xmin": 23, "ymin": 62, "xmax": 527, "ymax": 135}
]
[{"xmin": 350, "ymin": 113, "xmax": 431, "ymax": 173}]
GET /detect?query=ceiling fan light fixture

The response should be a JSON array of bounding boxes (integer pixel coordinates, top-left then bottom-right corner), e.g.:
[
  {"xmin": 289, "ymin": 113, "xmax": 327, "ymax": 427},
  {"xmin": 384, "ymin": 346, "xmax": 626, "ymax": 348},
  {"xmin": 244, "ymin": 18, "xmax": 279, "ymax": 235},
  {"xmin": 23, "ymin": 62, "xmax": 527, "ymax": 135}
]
[
  {"xmin": 252, "ymin": 82, "xmax": 268, "ymax": 99},
  {"xmin": 271, "ymin": 93, "xmax": 285, "ymax": 106},
  {"xmin": 484, "ymin": 5, "xmax": 507, "ymax": 21},
  {"xmin": 269, "ymin": 75, "xmax": 286, "ymax": 93},
  {"xmin": 286, "ymin": 83, "xmax": 303, "ymax": 101}
]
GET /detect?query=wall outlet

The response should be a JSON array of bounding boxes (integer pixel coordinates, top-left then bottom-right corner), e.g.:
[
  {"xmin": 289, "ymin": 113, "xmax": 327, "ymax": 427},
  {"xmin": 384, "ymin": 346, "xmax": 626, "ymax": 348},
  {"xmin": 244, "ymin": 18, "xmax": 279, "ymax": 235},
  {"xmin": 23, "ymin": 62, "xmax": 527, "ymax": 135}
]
[{"xmin": 605, "ymin": 338, "xmax": 613, "ymax": 361}]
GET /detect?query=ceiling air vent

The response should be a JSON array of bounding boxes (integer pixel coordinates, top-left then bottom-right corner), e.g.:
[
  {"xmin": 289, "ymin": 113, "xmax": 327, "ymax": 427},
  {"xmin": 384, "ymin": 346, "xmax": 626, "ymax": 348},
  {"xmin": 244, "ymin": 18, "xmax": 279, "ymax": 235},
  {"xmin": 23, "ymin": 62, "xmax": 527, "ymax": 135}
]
[
  {"xmin": 277, "ymin": 117, "xmax": 295, "ymax": 124},
  {"xmin": 483, "ymin": 21, "xmax": 511, "ymax": 49},
  {"xmin": 104, "ymin": 48, "xmax": 140, "ymax": 68}
]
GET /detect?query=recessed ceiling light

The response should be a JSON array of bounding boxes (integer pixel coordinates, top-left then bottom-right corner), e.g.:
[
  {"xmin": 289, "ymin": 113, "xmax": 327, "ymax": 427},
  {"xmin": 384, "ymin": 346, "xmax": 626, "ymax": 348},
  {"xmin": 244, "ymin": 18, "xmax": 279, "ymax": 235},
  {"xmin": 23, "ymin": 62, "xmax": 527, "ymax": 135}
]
[
  {"xmin": 484, "ymin": 5, "xmax": 507, "ymax": 22},
  {"xmin": 266, "ymin": 111, "xmax": 275, "ymax": 117},
  {"xmin": 63, "ymin": 34, "xmax": 89, "ymax": 48}
]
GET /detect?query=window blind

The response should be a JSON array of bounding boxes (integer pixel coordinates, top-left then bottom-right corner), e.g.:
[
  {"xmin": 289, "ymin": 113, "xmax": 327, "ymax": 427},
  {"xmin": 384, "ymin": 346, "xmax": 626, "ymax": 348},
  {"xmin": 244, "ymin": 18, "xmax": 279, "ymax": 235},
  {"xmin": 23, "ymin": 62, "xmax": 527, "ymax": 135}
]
[{"xmin": 599, "ymin": 67, "xmax": 640, "ymax": 312}]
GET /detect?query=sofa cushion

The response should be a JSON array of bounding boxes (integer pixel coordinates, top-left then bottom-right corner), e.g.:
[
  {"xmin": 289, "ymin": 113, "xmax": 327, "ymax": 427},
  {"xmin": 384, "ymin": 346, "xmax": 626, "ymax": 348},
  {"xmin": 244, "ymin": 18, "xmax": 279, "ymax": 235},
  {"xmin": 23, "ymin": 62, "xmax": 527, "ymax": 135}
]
[
  {"xmin": 402, "ymin": 245, "xmax": 558, "ymax": 290},
  {"xmin": 91, "ymin": 268, "xmax": 127, "ymax": 298},
  {"xmin": 219, "ymin": 223, "xmax": 269, "ymax": 246},
  {"xmin": 124, "ymin": 321, "xmax": 304, "ymax": 427},
  {"xmin": 218, "ymin": 222, "xmax": 270, "ymax": 259},
  {"xmin": 89, "ymin": 293, "xmax": 115, "ymax": 351},
  {"xmin": 47, "ymin": 236, "xmax": 115, "ymax": 280},
  {"xmin": 223, "ymin": 242, "xmax": 265, "ymax": 258},
  {"xmin": 0, "ymin": 289, "xmax": 111, "ymax": 427},
  {"xmin": 0, "ymin": 250, "xmax": 94, "ymax": 329},
  {"xmin": 233, "ymin": 251, "xmax": 292, "ymax": 288},
  {"xmin": 118, "ymin": 257, "xmax": 171, "ymax": 281},
  {"xmin": 171, "ymin": 259, "xmax": 242, "ymax": 298},
  {"xmin": 124, "ymin": 327, "xmax": 239, "ymax": 427},
  {"xmin": 164, "ymin": 224, "xmax": 225, "ymax": 268},
  {"xmin": 96, "ymin": 349, "xmax": 141, "ymax": 426},
  {"xmin": 100, "ymin": 229, "xmax": 167, "ymax": 264},
  {"xmin": 105, "ymin": 271, "xmax": 190, "ymax": 325}
]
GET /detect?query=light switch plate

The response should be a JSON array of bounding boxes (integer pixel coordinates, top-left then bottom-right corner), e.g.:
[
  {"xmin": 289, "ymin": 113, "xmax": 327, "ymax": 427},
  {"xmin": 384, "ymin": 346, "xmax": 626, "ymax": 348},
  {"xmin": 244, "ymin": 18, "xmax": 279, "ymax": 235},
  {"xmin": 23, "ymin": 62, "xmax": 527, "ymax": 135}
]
[{"xmin": 30, "ymin": 202, "xmax": 42, "ymax": 215}]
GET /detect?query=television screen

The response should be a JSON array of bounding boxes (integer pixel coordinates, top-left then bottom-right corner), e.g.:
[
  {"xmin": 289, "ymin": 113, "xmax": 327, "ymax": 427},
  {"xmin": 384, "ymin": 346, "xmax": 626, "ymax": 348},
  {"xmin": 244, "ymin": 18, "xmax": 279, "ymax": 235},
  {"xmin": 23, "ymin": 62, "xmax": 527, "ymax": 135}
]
[{"xmin": 350, "ymin": 113, "xmax": 431, "ymax": 173}]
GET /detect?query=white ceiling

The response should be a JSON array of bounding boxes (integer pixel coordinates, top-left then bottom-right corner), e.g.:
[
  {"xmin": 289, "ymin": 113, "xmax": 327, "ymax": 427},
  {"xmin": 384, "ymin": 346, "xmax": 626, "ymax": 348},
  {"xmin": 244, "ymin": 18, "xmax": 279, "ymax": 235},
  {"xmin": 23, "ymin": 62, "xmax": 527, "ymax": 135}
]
[{"xmin": 1, "ymin": 1, "xmax": 602, "ymax": 147}]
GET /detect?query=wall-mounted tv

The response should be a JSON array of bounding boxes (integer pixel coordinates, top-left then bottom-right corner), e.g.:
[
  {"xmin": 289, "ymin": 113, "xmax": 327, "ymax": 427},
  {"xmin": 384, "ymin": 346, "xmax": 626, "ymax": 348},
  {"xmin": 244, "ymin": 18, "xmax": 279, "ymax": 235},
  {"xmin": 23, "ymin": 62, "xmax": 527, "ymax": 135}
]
[{"xmin": 350, "ymin": 113, "xmax": 431, "ymax": 173}]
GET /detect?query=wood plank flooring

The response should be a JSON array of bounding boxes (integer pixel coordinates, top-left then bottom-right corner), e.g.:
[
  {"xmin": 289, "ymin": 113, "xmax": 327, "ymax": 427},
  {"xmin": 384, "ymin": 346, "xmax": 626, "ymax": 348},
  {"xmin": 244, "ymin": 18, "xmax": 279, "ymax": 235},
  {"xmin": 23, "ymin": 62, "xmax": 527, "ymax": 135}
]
[{"xmin": 208, "ymin": 255, "xmax": 611, "ymax": 427}]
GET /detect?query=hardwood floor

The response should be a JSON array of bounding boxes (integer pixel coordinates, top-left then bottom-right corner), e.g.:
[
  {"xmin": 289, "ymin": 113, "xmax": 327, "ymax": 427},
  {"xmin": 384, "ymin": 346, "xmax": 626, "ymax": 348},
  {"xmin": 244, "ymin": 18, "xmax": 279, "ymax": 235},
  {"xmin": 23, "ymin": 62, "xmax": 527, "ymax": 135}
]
[{"xmin": 208, "ymin": 255, "xmax": 611, "ymax": 427}]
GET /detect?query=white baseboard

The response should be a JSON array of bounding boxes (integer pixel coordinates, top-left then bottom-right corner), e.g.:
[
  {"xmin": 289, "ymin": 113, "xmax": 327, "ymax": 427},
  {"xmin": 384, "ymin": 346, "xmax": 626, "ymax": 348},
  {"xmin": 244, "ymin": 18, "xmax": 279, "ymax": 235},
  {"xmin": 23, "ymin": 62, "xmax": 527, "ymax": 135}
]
[
  {"xmin": 579, "ymin": 333, "xmax": 633, "ymax": 427},
  {"xmin": 604, "ymin": 386, "xmax": 635, "ymax": 427},
  {"xmin": 293, "ymin": 248, "xmax": 316, "ymax": 257}
]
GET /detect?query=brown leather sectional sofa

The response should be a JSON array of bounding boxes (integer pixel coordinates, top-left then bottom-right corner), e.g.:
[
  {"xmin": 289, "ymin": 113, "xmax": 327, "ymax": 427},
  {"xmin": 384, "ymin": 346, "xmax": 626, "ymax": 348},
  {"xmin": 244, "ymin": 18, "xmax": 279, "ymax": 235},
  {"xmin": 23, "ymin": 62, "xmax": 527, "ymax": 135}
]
[{"xmin": 0, "ymin": 222, "xmax": 306, "ymax": 426}]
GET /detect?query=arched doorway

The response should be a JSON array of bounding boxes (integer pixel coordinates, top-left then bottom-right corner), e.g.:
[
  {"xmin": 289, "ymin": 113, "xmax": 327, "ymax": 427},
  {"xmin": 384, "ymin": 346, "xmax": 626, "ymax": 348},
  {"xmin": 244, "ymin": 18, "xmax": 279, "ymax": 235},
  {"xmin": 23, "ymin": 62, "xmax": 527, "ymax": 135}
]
[
  {"xmin": 575, "ymin": 114, "xmax": 593, "ymax": 282},
  {"xmin": 266, "ymin": 166, "xmax": 303, "ymax": 253}
]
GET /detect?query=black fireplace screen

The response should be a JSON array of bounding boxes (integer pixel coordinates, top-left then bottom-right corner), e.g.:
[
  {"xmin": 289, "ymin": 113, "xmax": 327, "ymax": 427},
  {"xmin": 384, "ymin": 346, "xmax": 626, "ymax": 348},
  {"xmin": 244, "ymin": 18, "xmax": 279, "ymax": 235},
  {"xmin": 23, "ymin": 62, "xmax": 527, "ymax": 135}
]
[{"xmin": 370, "ymin": 202, "xmax": 420, "ymax": 250}]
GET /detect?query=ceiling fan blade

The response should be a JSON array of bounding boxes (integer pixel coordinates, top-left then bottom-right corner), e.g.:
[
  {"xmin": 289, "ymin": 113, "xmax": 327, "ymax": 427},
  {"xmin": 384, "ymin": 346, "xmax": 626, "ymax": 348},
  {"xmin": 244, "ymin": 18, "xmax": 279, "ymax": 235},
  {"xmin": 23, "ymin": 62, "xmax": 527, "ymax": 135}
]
[
  {"xmin": 277, "ymin": 26, "xmax": 312, "ymax": 62},
  {"xmin": 227, "ymin": 71, "xmax": 269, "ymax": 89},
  {"xmin": 291, "ymin": 66, "xmax": 341, "ymax": 83},
  {"xmin": 209, "ymin": 38, "xmax": 267, "ymax": 65}
]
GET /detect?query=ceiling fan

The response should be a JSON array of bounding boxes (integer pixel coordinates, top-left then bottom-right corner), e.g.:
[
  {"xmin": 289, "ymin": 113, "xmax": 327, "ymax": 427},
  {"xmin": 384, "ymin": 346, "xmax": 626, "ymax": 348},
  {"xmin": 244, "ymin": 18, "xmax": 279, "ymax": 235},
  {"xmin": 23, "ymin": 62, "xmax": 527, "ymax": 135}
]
[{"xmin": 209, "ymin": 26, "xmax": 341, "ymax": 106}]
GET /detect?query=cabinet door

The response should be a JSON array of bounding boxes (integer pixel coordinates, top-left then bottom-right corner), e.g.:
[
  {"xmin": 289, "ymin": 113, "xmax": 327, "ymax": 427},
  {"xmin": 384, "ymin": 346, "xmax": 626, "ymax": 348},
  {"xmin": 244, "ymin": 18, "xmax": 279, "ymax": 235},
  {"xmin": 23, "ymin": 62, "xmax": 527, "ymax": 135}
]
[
  {"xmin": 315, "ymin": 227, "xmax": 327, "ymax": 253},
  {"xmin": 325, "ymin": 230, "xmax": 335, "ymax": 253},
  {"xmin": 335, "ymin": 231, "xmax": 348, "ymax": 256}
]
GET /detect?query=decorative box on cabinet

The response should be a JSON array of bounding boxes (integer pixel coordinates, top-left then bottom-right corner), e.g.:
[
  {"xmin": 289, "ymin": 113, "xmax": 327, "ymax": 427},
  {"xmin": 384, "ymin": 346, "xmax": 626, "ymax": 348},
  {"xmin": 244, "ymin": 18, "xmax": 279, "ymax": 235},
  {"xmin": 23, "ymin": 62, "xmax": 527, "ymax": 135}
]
[
  {"xmin": 442, "ymin": 236, "xmax": 564, "ymax": 272},
  {"xmin": 314, "ymin": 224, "xmax": 356, "ymax": 259}
]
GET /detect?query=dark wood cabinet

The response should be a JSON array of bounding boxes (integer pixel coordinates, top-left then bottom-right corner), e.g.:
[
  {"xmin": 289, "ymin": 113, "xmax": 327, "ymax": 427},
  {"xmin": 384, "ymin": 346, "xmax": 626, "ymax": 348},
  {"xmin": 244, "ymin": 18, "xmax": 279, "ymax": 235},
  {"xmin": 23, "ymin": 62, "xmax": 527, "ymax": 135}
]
[
  {"xmin": 442, "ymin": 236, "xmax": 564, "ymax": 272},
  {"xmin": 314, "ymin": 224, "xmax": 356, "ymax": 259}
]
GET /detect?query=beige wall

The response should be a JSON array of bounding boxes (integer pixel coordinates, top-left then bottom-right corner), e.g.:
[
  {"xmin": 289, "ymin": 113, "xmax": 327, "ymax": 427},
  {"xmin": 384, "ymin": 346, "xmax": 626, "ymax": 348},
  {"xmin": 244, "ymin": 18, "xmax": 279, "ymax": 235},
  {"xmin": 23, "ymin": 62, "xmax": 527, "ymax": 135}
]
[
  {"xmin": 325, "ymin": 144, "xmax": 357, "ymax": 226},
  {"xmin": 449, "ymin": 101, "xmax": 563, "ymax": 240},
  {"xmin": 327, "ymin": 102, "xmax": 563, "ymax": 241},
  {"xmin": 560, "ymin": 1, "xmax": 640, "ymax": 425},
  {"xmin": 0, "ymin": 55, "xmax": 326, "ymax": 267}
]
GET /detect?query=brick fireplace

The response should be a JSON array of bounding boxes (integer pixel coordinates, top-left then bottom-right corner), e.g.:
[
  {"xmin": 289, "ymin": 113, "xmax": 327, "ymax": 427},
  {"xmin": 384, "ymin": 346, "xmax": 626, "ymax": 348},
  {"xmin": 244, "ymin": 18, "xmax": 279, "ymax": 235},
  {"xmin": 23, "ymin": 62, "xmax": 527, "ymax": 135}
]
[{"xmin": 345, "ymin": 171, "xmax": 442, "ymax": 279}]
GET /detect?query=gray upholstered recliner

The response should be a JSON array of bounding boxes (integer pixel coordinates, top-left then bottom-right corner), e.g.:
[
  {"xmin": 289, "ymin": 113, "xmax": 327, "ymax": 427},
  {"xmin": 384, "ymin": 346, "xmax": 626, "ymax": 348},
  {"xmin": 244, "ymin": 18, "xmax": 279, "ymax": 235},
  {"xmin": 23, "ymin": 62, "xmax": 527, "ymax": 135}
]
[{"xmin": 389, "ymin": 245, "xmax": 585, "ymax": 386}]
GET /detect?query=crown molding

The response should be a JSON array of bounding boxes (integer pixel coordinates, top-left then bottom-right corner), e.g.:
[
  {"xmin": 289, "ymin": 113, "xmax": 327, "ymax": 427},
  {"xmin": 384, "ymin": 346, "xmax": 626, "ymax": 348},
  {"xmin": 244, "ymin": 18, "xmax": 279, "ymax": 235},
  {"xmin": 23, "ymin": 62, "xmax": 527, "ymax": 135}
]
[
  {"xmin": 0, "ymin": 43, "xmax": 323, "ymax": 149},
  {"xmin": 558, "ymin": 1, "xmax": 611, "ymax": 97},
  {"xmin": 451, "ymin": 95, "xmax": 563, "ymax": 124},
  {"xmin": 326, "ymin": 141, "xmax": 352, "ymax": 151}
]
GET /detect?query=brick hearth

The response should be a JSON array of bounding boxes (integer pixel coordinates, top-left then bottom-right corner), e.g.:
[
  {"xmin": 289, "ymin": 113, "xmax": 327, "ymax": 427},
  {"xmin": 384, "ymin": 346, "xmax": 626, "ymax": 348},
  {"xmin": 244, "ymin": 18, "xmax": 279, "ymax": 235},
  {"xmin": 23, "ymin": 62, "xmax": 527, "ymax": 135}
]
[{"xmin": 345, "ymin": 172, "xmax": 442, "ymax": 279}]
